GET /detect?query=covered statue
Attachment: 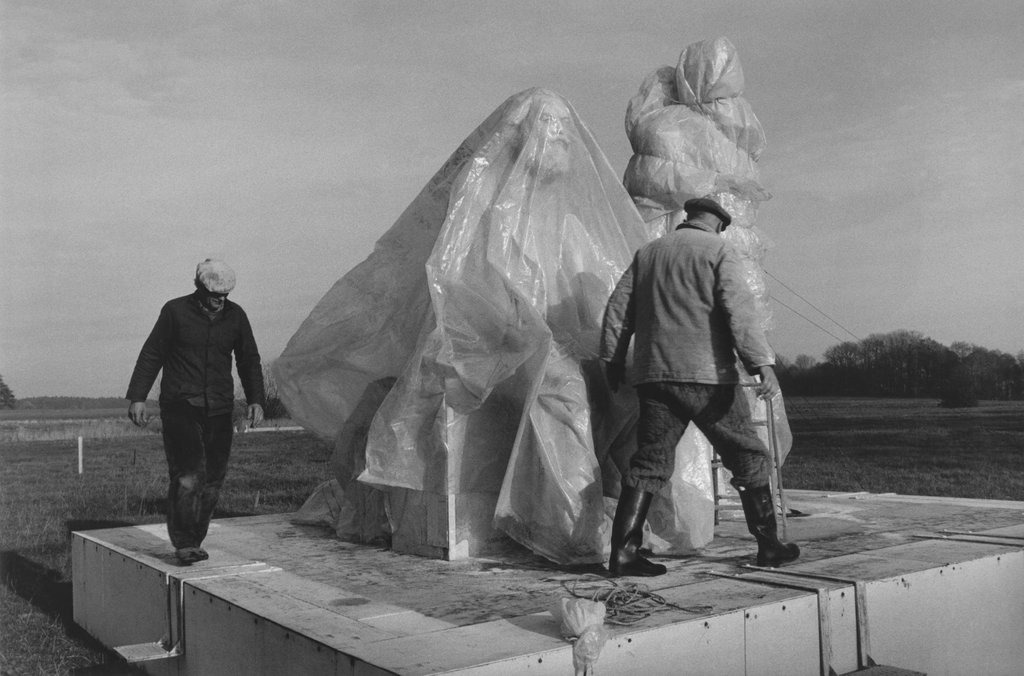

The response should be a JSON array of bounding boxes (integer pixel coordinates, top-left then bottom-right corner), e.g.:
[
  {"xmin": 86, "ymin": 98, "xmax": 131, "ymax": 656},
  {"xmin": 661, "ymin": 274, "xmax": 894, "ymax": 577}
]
[
  {"xmin": 275, "ymin": 88, "xmax": 716, "ymax": 565},
  {"xmin": 622, "ymin": 37, "xmax": 794, "ymax": 519}
]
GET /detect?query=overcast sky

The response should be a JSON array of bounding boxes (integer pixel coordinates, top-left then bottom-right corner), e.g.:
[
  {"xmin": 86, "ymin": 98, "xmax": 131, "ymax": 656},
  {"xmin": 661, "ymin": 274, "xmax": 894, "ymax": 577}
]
[{"xmin": 2, "ymin": 0, "xmax": 1023, "ymax": 398}]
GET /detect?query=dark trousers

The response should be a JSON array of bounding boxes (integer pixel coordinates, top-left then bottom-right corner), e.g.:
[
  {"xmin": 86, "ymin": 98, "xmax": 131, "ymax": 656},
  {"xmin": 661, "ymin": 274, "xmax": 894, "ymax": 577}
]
[
  {"xmin": 625, "ymin": 382, "xmax": 770, "ymax": 495},
  {"xmin": 160, "ymin": 402, "xmax": 234, "ymax": 550}
]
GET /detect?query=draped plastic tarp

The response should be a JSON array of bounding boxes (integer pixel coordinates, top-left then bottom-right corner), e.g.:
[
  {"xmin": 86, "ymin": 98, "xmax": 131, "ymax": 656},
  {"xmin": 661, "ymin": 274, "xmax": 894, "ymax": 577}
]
[
  {"xmin": 275, "ymin": 88, "xmax": 715, "ymax": 565},
  {"xmin": 623, "ymin": 37, "xmax": 793, "ymax": 475}
]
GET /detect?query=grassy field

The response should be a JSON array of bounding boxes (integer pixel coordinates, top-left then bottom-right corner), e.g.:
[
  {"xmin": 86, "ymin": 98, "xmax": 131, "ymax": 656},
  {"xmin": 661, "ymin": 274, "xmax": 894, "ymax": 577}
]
[
  {"xmin": 0, "ymin": 407, "xmax": 299, "ymax": 443},
  {"xmin": 0, "ymin": 408, "xmax": 149, "ymax": 444},
  {"xmin": 1, "ymin": 397, "xmax": 1022, "ymax": 673},
  {"xmin": 0, "ymin": 428, "xmax": 332, "ymax": 674},
  {"xmin": 0, "ymin": 408, "xmax": 129, "ymax": 421},
  {"xmin": 781, "ymin": 397, "xmax": 1024, "ymax": 500}
]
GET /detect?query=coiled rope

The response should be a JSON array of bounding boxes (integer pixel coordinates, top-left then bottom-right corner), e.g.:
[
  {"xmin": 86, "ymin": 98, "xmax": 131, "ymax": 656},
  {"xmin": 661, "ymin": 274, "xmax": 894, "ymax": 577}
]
[{"xmin": 561, "ymin": 574, "xmax": 712, "ymax": 625}]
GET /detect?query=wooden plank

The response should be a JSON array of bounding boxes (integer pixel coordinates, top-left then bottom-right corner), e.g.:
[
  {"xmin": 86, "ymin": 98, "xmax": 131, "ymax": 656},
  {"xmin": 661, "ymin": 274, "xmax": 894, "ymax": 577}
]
[
  {"xmin": 655, "ymin": 576, "xmax": 810, "ymax": 620},
  {"xmin": 191, "ymin": 567, "xmax": 457, "ymax": 635},
  {"xmin": 785, "ymin": 552, "xmax": 950, "ymax": 582},
  {"xmin": 388, "ymin": 487, "xmax": 449, "ymax": 559},
  {"xmin": 838, "ymin": 667, "xmax": 926, "ymax": 676},
  {"xmin": 983, "ymin": 523, "xmax": 1024, "ymax": 537},
  {"xmin": 113, "ymin": 641, "xmax": 179, "ymax": 663},
  {"xmin": 895, "ymin": 537, "xmax": 1019, "ymax": 561}
]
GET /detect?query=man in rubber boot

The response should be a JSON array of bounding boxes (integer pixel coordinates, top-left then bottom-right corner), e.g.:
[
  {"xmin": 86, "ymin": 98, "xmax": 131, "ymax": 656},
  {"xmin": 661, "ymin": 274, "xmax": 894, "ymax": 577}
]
[
  {"xmin": 600, "ymin": 197, "xmax": 799, "ymax": 576},
  {"xmin": 127, "ymin": 259, "xmax": 265, "ymax": 566}
]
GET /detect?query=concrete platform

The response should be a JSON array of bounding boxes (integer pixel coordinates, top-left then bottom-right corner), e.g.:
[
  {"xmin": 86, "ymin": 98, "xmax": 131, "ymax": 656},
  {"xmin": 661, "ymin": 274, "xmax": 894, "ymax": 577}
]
[{"xmin": 72, "ymin": 490, "xmax": 1024, "ymax": 675}]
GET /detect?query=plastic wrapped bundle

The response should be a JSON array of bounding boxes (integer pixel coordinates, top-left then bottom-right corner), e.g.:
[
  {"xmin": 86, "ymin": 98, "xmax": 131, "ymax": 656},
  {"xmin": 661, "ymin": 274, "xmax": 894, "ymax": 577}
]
[
  {"xmin": 675, "ymin": 37, "xmax": 767, "ymax": 160},
  {"xmin": 276, "ymin": 88, "xmax": 713, "ymax": 565},
  {"xmin": 624, "ymin": 37, "xmax": 775, "ymax": 329},
  {"xmin": 622, "ymin": 37, "xmax": 793, "ymax": 476}
]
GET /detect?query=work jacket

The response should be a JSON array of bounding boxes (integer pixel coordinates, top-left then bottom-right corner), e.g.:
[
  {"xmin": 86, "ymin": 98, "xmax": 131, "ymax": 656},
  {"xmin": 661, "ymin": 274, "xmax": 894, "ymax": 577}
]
[
  {"xmin": 126, "ymin": 293, "xmax": 265, "ymax": 415},
  {"xmin": 599, "ymin": 221, "xmax": 774, "ymax": 384}
]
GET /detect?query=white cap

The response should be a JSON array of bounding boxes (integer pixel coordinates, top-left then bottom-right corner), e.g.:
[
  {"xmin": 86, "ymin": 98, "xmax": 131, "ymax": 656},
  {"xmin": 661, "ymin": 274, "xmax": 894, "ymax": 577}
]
[{"xmin": 195, "ymin": 259, "xmax": 236, "ymax": 294}]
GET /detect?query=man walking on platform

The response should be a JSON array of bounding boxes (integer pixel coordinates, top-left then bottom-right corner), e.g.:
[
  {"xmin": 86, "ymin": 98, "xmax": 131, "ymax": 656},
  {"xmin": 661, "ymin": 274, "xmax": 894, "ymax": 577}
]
[
  {"xmin": 600, "ymin": 197, "xmax": 800, "ymax": 576},
  {"xmin": 127, "ymin": 259, "xmax": 265, "ymax": 565}
]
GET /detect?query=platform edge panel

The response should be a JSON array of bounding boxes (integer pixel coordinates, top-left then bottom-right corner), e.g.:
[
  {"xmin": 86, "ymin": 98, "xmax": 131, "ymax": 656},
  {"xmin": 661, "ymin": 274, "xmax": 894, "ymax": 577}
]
[
  {"xmin": 178, "ymin": 570, "xmax": 839, "ymax": 675},
  {"xmin": 71, "ymin": 501, "xmax": 1024, "ymax": 676},
  {"xmin": 757, "ymin": 541, "xmax": 1024, "ymax": 676},
  {"xmin": 179, "ymin": 586, "xmax": 757, "ymax": 676},
  {"xmin": 183, "ymin": 582, "xmax": 396, "ymax": 676},
  {"xmin": 72, "ymin": 532, "xmax": 170, "ymax": 649},
  {"xmin": 714, "ymin": 573, "xmax": 861, "ymax": 676},
  {"xmin": 181, "ymin": 569, "xmax": 570, "ymax": 675},
  {"xmin": 862, "ymin": 548, "xmax": 1024, "ymax": 676},
  {"xmin": 71, "ymin": 527, "xmax": 285, "ymax": 668},
  {"xmin": 742, "ymin": 592, "xmax": 821, "ymax": 676}
]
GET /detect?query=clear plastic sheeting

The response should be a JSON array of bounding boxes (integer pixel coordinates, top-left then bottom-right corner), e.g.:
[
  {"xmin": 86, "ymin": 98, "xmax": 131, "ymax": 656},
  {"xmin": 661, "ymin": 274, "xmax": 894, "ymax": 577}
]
[
  {"xmin": 551, "ymin": 597, "xmax": 609, "ymax": 676},
  {"xmin": 622, "ymin": 37, "xmax": 793, "ymax": 472},
  {"xmin": 623, "ymin": 36, "xmax": 774, "ymax": 333},
  {"xmin": 623, "ymin": 37, "xmax": 769, "ymax": 225},
  {"xmin": 646, "ymin": 423, "xmax": 716, "ymax": 553},
  {"xmin": 275, "ymin": 88, "xmax": 714, "ymax": 565}
]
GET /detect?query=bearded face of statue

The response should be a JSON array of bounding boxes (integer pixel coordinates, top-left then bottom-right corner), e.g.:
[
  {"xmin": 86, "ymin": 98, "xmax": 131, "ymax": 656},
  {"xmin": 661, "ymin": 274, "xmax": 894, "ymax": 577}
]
[
  {"xmin": 536, "ymin": 99, "xmax": 573, "ymax": 181},
  {"xmin": 525, "ymin": 97, "xmax": 574, "ymax": 183}
]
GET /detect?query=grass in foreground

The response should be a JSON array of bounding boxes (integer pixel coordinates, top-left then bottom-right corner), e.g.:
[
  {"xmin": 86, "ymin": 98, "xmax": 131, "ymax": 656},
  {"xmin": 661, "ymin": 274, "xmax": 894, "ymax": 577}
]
[{"xmin": 0, "ymin": 429, "xmax": 332, "ymax": 674}]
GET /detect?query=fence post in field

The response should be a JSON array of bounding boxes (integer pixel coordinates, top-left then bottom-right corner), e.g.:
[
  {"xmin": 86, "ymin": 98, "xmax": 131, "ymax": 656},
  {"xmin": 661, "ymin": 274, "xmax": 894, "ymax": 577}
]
[{"xmin": 78, "ymin": 436, "xmax": 83, "ymax": 474}]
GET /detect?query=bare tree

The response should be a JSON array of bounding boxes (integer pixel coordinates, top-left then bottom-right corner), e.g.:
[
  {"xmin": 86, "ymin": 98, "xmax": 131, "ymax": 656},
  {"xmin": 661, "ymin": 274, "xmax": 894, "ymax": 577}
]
[
  {"xmin": 794, "ymin": 354, "xmax": 817, "ymax": 370},
  {"xmin": 0, "ymin": 374, "xmax": 16, "ymax": 409},
  {"xmin": 234, "ymin": 363, "xmax": 289, "ymax": 421}
]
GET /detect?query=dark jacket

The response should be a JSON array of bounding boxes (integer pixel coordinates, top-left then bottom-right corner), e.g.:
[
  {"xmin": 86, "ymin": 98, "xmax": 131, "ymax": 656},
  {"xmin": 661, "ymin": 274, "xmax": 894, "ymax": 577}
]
[
  {"xmin": 600, "ymin": 220, "xmax": 774, "ymax": 384},
  {"xmin": 126, "ymin": 293, "xmax": 265, "ymax": 415}
]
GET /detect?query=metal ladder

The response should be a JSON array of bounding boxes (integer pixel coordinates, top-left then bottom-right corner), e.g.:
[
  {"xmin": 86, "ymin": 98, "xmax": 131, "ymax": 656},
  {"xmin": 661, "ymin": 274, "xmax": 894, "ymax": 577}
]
[{"xmin": 712, "ymin": 382, "xmax": 788, "ymax": 538}]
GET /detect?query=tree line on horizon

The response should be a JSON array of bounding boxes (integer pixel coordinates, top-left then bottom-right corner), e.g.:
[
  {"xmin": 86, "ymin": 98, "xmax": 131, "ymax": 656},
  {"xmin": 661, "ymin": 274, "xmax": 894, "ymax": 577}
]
[
  {"xmin": 3, "ymin": 329, "xmax": 1021, "ymax": 411},
  {"xmin": 776, "ymin": 329, "xmax": 1023, "ymax": 406},
  {"xmin": 0, "ymin": 365, "xmax": 290, "ymax": 418}
]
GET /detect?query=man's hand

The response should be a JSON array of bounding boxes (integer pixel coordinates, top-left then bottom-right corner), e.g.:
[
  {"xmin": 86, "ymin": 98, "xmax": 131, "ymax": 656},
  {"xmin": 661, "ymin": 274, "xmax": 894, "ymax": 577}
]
[
  {"xmin": 128, "ymin": 401, "xmax": 148, "ymax": 427},
  {"xmin": 605, "ymin": 361, "xmax": 626, "ymax": 393},
  {"xmin": 754, "ymin": 366, "xmax": 780, "ymax": 400},
  {"xmin": 247, "ymin": 403, "xmax": 264, "ymax": 428}
]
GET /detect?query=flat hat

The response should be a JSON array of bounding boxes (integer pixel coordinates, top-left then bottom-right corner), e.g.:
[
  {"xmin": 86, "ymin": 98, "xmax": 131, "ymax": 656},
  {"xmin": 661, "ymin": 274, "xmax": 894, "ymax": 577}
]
[
  {"xmin": 683, "ymin": 197, "xmax": 732, "ymax": 227},
  {"xmin": 195, "ymin": 259, "xmax": 236, "ymax": 294}
]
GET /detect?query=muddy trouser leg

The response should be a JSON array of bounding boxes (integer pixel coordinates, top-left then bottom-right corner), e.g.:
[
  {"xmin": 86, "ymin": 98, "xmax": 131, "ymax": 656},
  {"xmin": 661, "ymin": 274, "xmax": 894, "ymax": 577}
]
[
  {"xmin": 161, "ymin": 403, "xmax": 206, "ymax": 550},
  {"xmin": 195, "ymin": 413, "xmax": 233, "ymax": 545},
  {"xmin": 688, "ymin": 384, "xmax": 770, "ymax": 491},
  {"xmin": 623, "ymin": 382, "xmax": 693, "ymax": 495},
  {"xmin": 161, "ymin": 405, "xmax": 234, "ymax": 550},
  {"xmin": 610, "ymin": 383, "xmax": 693, "ymax": 577},
  {"xmin": 691, "ymin": 385, "xmax": 798, "ymax": 566}
]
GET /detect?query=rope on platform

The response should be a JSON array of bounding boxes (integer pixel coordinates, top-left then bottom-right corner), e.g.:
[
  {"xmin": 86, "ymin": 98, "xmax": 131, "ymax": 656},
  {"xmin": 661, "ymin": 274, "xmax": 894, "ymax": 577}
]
[{"xmin": 561, "ymin": 574, "xmax": 711, "ymax": 625}]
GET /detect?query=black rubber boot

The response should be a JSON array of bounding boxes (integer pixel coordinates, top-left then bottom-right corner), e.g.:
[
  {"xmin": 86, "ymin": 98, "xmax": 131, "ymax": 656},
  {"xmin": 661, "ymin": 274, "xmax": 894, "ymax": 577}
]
[
  {"xmin": 608, "ymin": 486, "xmax": 667, "ymax": 577},
  {"xmin": 739, "ymin": 485, "xmax": 800, "ymax": 567}
]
